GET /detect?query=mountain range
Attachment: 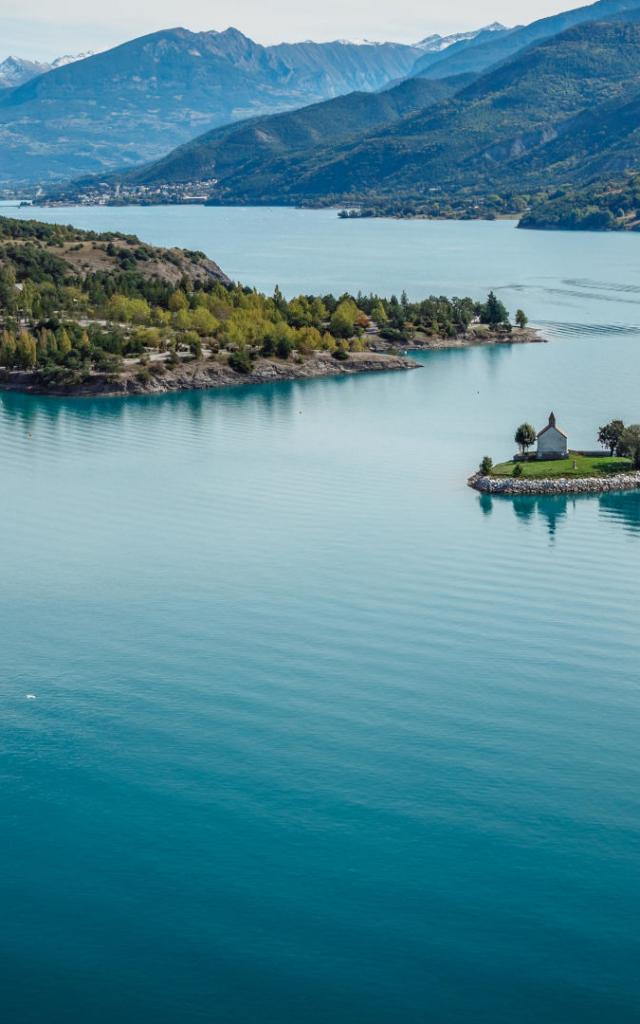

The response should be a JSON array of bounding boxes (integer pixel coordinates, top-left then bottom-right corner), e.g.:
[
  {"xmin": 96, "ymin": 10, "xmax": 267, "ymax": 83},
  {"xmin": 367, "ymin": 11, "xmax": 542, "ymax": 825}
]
[
  {"xmin": 406, "ymin": 0, "xmax": 640, "ymax": 78},
  {"xmin": 100, "ymin": 0, "xmax": 640, "ymax": 211},
  {"xmin": 109, "ymin": 74, "xmax": 475, "ymax": 190},
  {"xmin": 0, "ymin": 29, "xmax": 425, "ymax": 184},
  {"xmin": 0, "ymin": 52, "xmax": 94, "ymax": 89},
  {"xmin": 6, "ymin": 0, "xmax": 640, "ymax": 224}
]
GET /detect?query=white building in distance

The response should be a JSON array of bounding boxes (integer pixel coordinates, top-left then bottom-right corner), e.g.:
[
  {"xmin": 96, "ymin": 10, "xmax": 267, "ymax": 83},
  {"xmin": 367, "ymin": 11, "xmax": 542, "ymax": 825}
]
[{"xmin": 537, "ymin": 412, "xmax": 568, "ymax": 460}]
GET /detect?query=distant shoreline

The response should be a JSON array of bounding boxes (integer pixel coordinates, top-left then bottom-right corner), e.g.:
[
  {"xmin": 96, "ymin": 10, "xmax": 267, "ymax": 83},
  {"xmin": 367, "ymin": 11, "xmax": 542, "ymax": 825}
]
[{"xmin": 371, "ymin": 326, "xmax": 545, "ymax": 353}]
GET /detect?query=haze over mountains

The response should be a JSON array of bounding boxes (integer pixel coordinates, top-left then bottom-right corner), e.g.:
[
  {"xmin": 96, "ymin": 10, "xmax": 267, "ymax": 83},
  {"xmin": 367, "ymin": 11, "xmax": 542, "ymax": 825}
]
[
  {"xmin": 406, "ymin": 0, "xmax": 640, "ymax": 78},
  {"xmin": 114, "ymin": 75, "xmax": 475, "ymax": 190},
  {"xmin": 0, "ymin": 22, "xmax": 512, "ymax": 186},
  {"xmin": 0, "ymin": 29, "xmax": 425, "ymax": 184},
  {"xmin": 4, "ymin": 0, "xmax": 640, "ymax": 224},
  {"xmin": 103, "ymin": 0, "xmax": 640, "ymax": 211}
]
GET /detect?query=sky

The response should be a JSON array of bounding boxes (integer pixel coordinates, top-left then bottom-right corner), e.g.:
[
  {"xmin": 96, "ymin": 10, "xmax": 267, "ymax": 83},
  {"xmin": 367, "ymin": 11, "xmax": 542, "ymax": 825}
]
[{"xmin": 3, "ymin": 0, "xmax": 592, "ymax": 61}]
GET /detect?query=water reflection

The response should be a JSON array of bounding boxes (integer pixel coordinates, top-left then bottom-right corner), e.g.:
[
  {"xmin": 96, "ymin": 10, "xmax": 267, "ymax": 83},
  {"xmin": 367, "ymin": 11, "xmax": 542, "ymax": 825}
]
[
  {"xmin": 478, "ymin": 488, "xmax": 640, "ymax": 539},
  {"xmin": 599, "ymin": 489, "xmax": 640, "ymax": 535},
  {"xmin": 513, "ymin": 494, "xmax": 569, "ymax": 537},
  {"xmin": 0, "ymin": 377, "xmax": 306, "ymax": 434},
  {"xmin": 479, "ymin": 493, "xmax": 493, "ymax": 516}
]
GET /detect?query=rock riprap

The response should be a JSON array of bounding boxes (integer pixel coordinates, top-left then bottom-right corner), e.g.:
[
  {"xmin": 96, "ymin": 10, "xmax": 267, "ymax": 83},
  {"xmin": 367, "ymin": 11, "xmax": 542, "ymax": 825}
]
[{"xmin": 468, "ymin": 472, "xmax": 640, "ymax": 495}]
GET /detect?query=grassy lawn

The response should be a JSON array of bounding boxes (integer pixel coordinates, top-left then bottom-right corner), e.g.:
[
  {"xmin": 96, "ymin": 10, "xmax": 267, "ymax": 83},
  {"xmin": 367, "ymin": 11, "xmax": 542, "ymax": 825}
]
[{"xmin": 491, "ymin": 453, "xmax": 633, "ymax": 479}]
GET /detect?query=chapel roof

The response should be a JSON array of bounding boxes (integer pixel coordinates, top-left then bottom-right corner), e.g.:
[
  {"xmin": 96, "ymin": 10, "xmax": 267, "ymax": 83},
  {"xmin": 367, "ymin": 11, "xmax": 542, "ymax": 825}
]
[{"xmin": 537, "ymin": 411, "xmax": 567, "ymax": 439}]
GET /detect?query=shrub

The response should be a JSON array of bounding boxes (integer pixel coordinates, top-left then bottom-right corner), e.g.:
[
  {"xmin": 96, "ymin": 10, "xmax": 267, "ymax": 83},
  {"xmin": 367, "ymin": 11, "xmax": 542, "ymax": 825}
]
[
  {"xmin": 228, "ymin": 348, "xmax": 254, "ymax": 374},
  {"xmin": 93, "ymin": 350, "xmax": 123, "ymax": 373},
  {"xmin": 379, "ymin": 327, "xmax": 408, "ymax": 342},
  {"xmin": 513, "ymin": 463, "xmax": 524, "ymax": 478},
  {"xmin": 332, "ymin": 348, "xmax": 349, "ymax": 362},
  {"xmin": 275, "ymin": 336, "xmax": 293, "ymax": 360}
]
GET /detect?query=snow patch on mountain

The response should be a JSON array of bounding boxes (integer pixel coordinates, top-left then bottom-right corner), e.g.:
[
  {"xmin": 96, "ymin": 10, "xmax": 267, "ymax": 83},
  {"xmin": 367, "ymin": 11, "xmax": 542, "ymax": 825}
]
[
  {"xmin": 50, "ymin": 52, "xmax": 96, "ymax": 69},
  {"xmin": 414, "ymin": 22, "xmax": 507, "ymax": 52},
  {"xmin": 0, "ymin": 51, "xmax": 96, "ymax": 89},
  {"xmin": 0, "ymin": 56, "xmax": 49, "ymax": 88}
]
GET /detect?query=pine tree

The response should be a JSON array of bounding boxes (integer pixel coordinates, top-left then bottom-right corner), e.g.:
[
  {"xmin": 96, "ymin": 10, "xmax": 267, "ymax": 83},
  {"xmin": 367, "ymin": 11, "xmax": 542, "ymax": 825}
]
[{"xmin": 482, "ymin": 291, "xmax": 510, "ymax": 327}]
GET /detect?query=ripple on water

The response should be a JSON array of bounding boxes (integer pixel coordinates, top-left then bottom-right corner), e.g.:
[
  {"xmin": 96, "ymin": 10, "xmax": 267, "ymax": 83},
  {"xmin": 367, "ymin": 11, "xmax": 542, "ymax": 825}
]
[{"xmin": 1, "ymin": 215, "xmax": 640, "ymax": 1023}]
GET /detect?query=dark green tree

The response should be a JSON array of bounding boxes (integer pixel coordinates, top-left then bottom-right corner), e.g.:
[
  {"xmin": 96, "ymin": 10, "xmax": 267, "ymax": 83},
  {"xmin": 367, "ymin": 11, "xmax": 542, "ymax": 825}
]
[
  {"xmin": 515, "ymin": 422, "xmax": 536, "ymax": 456},
  {"xmin": 228, "ymin": 348, "xmax": 253, "ymax": 374},
  {"xmin": 275, "ymin": 336, "xmax": 293, "ymax": 360},
  {"xmin": 482, "ymin": 291, "xmax": 509, "ymax": 327},
  {"xmin": 272, "ymin": 285, "xmax": 288, "ymax": 314},
  {"xmin": 618, "ymin": 425, "xmax": 640, "ymax": 469},
  {"xmin": 597, "ymin": 419, "xmax": 625, "ymax": 456}
]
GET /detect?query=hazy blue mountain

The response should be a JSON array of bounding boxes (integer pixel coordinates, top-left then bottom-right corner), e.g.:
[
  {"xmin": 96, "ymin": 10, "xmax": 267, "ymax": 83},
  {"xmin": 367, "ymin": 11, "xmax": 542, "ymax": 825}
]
[
  {"xmin": 410, "ymin": 24, "xmax": 518, "ymax": 78},
  {"xmin": 413, "ymin": 23, "xmax": 508, "ymax": 53},
  {"xmin": 0, "ymin": 57, "xmax": 49, "ymax": 89},
  {"xmin": 515, "ymin": 78, "xmax": 640, "ymax": 185},
  {"xmin": 94, "ymin": 0, "xmax": 640, "ymax": 210},
  {"xmin": 110, "ymin": 74, "xmax": 473, "ymax": 188},
  {"xmin": 410, "ymin": 0, "xmax": 640, "ymax": 79},
  {"xmin": 48, "ymin": 52, "xmax": 96, "ymax": 70},
  {"xmin": 173, "ymin": 19, "xmax": 640, "ymax": 204},
  {"xmin": 0, "ymin": 27, "xmax": 422, "ymax": 184},
  {"xmin": 0, "ymin": 52, "xmax": 95, "ymax": 90}
]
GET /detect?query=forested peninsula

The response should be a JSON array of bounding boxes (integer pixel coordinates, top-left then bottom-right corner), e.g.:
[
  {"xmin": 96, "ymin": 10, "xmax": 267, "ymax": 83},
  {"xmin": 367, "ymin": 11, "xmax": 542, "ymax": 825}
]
[
  {"xmin": 519, "ymin": 174, "xmax": 640, "ymax": 231},
  {"xmin": 0, "ymin": 217, "xmax": 534, "ymax": 397}
]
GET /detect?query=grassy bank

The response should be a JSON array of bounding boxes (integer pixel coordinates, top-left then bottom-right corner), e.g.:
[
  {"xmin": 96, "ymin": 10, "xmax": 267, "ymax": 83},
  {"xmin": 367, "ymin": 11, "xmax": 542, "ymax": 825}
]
[{"xmin": 491, "ymin": 454, "xmax": 632, "ymax": 479}]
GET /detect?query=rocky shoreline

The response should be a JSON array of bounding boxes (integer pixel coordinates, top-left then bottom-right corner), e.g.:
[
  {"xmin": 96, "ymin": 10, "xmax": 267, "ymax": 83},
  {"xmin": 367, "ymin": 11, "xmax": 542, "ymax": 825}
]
[
  {"xmin": 0, "ymin": 351, "xmax": 419, "ymax": 398},
  {"xmin": 468, "ymin": 471, "xmax": 640, "ymax": 496},
  {"xmin": 370, "ymin": 326, "xmax": 544, "ymax": 353}
]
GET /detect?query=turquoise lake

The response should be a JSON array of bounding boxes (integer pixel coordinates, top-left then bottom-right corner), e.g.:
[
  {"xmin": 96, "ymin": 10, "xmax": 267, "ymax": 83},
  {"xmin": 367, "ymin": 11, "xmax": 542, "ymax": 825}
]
[{"xmin": 2, "ymin": 206, "xmax": 640, "ymax": 1022}]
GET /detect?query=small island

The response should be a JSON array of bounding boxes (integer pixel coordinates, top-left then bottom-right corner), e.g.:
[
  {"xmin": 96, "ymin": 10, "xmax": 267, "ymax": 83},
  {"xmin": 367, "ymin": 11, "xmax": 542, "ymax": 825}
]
[
  {"xmin": 470, "ymin": 414, "xmax": 640, "ymax": 495},
  {"xmin": 0, "ymin": 216, "xmax": 538, "ymax": 398}
]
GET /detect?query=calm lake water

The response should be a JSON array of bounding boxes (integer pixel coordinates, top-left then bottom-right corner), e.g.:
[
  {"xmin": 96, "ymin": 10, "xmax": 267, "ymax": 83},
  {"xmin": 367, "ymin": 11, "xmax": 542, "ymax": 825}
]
[{"xmin": 2, "ymin": 206, "xmax": 640, "ymax": 1023}]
